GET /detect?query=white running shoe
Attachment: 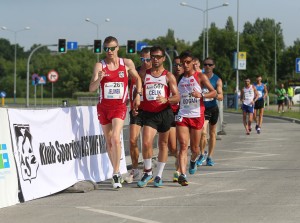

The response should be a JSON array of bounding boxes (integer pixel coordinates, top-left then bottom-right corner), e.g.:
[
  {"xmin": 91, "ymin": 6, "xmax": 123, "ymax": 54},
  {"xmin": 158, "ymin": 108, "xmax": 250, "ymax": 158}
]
[
  {"xmin": 112, "ymin": 175, "xmax": 122, "ymax": 189},
  {"xmin": 124, "ymin": 169, "xmax": 140, "ymax": 184}
]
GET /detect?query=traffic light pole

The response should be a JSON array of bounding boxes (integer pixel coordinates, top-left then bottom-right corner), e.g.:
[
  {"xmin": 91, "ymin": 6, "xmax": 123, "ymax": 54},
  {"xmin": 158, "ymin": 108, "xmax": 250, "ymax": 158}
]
[{"xmin": 26, "ymin": 44, "xmax": 57, "ymax": 107}]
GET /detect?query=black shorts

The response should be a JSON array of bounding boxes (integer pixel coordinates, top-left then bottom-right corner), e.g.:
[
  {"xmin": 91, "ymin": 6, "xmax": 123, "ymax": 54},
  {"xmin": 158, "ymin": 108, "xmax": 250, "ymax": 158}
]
[
  {"xmin": 204, "ymin": 106, "xmax": 219, "ymax": 125},
  {"xmin": 277, "ymin": 99, "xmax": 284, "ymax": 105},
  {"xmin": 254, "ymin": 99, "xmax": 265, "ymax": 109},
  {"xmin": 129, "ymin": 109, "xmax": 143, "ymax": 126},
  {"xmin": 171, "ymin": 111, "xmax": 178, "ymax": 127},
  {"xmin": 142, "ymin": 107, "xmax": 174, "ymax": 133}
]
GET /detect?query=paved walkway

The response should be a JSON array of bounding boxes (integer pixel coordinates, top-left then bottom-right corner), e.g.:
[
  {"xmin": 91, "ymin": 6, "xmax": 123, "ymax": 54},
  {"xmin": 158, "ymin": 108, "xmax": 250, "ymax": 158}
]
[{"xmin": 1, "ymin": 113, "xmax": 300, "ymax": 223}]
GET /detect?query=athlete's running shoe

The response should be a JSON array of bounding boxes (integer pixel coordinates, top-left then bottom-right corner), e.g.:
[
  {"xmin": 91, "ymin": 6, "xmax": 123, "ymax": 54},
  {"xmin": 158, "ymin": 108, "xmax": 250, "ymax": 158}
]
[
  {"xmin": 189, "ymin": 160, "xmax": 197, "ymax": 174},
  {"xmin": 206, "ymin": 157, "xmax": 215, "ymax": 166},
  {"xmin": 178, "ymin": 174, "xmax": 189, "ymax": 186},
  {"xmin": 153, "ymin": 176, "xmax": 163, "ymax": 187},
  {"xmin": 196, "ymin": 151, "xmax": 208, "ymax": 166},
  {"xmin": 255, "ymin": 124, "xmax": 259, "ymax": 131},
  {"xmin": 173, "ymin": 171, "xmax": 179, "ymax": 182},
  {"xmin": 124, "ymin": 169, "xmax": 140, "ymax": 184},
  {"xmin": 112, "ymin": 174, "xmax": 122, "ymax": 189},
  {"xmin": 257, "ymin": 127, "xmax": 261, "ymax": 134},
  {"xmin": 137, "ymin": 173, "xmax": 153, "ymax": 188}
]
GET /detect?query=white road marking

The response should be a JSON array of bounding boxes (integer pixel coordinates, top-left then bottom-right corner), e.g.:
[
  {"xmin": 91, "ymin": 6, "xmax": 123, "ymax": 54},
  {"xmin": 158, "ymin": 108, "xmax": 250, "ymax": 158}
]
[
  {"xmin": 215, "ymin": 153, "xmax": 279, "ymax": 161},
  {"xmin": 137, "ymin": 189, "xmax": 245, "ymax": 202},
  {"xmin": 77, "ymin": 206, "xmax": 161, "ymax": 223}
]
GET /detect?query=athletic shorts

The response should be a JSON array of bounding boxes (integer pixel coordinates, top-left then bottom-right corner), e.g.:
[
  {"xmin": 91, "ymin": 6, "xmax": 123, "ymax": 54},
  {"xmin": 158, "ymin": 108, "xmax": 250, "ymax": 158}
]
[
  {"xmin": 241, "ymin": 103, "xmax": 254, "ymax": 113},
  {"xmin": 176, "ymin": 115, "xmax": 204, "ymax": 130},
  {"xmin": 97, "ymin": 103, "xmax": 127, "ymax": 125},
  {"xmin": 254, "ymin": 99, "xmax": 265, "ymax": 109},
  {"xmin": 171, "ymin": 111, "xmax": 178, "ymax": 127},
  {"xmin": 142, "ymin": 107, "xmax": 174, "ymax": 133},
  {"xmin": 277, "ymin": 99, "xmax": 284, "ymax": 105},
  {"xmin": 129, "ymin": 109, "xmax": 143, "ymax": 126},
  {"xmin": 204, "ymin": 106, "xmax": 219, "ymax": 125}
]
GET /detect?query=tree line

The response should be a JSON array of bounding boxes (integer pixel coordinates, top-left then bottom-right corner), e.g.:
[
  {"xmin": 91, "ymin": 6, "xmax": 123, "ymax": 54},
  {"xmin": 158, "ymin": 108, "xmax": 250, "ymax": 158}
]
[{"xmin": 0, "ymin": 16, "xmax": 300, "ymax": 99}]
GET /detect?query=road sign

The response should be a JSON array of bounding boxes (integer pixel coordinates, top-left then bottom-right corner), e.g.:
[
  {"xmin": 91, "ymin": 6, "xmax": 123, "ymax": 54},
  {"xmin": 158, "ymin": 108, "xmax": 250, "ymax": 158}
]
[
  {"xmin": 47, "ymin": 70, "xmax": 59, "ymax": 83},
  {"xmin": 137, "ymin": 42, "xmax": 148, "ymax": 51},
  {"xmin": 238, "ymin": 52, "xmax": 247, "ymax": 70},
  {"xmin": 67, "ymin": 41, "xmax": 78, "ymax": 50},
  {"xmin": 296, "ymin": 58, "xmax": 300, "ymax": 73},
  {"xmin": 39, "ymin": 76, "xmax": 47, "ymax": 85},
  {"xmin": 0, "ymin": 91, "xmax": 6, "ymax": 98}
]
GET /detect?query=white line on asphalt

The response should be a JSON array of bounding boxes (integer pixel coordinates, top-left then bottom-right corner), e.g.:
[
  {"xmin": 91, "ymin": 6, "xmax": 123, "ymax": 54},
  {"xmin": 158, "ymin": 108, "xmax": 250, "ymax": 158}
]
[
  {"xmin": 216, "ymin": 153, "xmax": 279, "ymax": 161},
  {"xmin": 195, "ymin": 168, "xmax": 267, "ymax": 176},
  {"xmin": 233, "ymin": 138, "xmax": 285, "ymax": 144},
  {"xmin": 76, "ymin": 206, "xmax": 161, "ymax": 223},
  {"xmin": 137, "ymin": 189, "xmax": 245, "ymax": 202},
  {"xmin": 220, "ymin": 150, "xmax": 279, "ymax": 156}
]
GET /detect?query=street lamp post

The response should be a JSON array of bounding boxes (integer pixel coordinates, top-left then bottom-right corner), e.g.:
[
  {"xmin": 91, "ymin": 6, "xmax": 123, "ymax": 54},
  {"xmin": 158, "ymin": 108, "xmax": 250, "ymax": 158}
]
[
  {"xmin": 85, "ymin": 18, "xmax": 110, "ymax": 61},
  {"xmin": 180, "ymin": 2, "xmax": 229, "ymax": 59},
  {"xmin": 235, "ymin": 0, "xmax": 240, "ymax": 110},
  {"xmin": 274, "ymin": 22, "xmax": 281, "ymax": 88},
  {"xmin": 1, "ymin": 26, "xmax": 30, "ymax": 103}
]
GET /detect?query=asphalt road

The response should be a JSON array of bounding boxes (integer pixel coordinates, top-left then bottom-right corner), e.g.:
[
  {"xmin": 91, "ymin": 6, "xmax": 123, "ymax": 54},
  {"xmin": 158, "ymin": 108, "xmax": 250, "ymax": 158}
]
[{"xmin": 1, "ymin": 112, "xmax": 300, "ymax": 223}]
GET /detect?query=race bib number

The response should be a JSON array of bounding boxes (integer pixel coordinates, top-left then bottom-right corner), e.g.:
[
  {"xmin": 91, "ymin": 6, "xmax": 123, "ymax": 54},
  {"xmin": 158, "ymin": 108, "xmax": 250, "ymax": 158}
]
[
  {"xmin": 131, "ymin": 85, "xmax": 143, "ymax": 101},
  {"xmin": 145, "ymin": 83, "xmax": 165, "ymax": 101},
  {"xmin": 104, "ymin": 82, "xmax": 124, "ymax": 99},
  {"xmin": 180, "ymin": 93, "xmax": 199, "ymax": 109},
  {"xmin": 175, "ymin": 115, "xmax": 183, "ymax": 122},
  {"xmin": 258, "ymin": 91, "xmax": 263, "ymax": 98},
  {"xmin": 203, "ymin": 88, "xmax": 213, "ymax": 102}
]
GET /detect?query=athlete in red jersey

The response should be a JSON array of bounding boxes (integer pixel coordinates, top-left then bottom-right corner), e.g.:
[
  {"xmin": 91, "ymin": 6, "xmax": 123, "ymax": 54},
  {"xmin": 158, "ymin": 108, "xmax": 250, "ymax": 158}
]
[
  {"xmin": 169, "ymin": 56, "xmax": 183, "ymax": 183},
  {"xmin": 89, "ymin": 36, "xmax": 142, "ymax": 189},
  {"xmin": 137, "ymin": 46, "xmax": 180, "ymax": 188},
  {"xmin": 124, "ymin": 47, "xmax": 152, "ymax": 184},
  {"xmin": 176, "ymin": 51, "xmax": 216, "ymax": 186}
]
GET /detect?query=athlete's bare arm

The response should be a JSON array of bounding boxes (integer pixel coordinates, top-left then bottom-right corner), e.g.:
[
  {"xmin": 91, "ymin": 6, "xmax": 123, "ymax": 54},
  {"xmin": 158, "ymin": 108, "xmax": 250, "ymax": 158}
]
[
  {"xmin": 156, "ymin": 72, "xmax": 180, "ymax": 105},
  {"xmin": 192, "ymin": 73, "xmax": 216, "ymax": 99},
  {"xmin": 216, "ymin": 78, "xmax": 224, "ymax": 101},
  {"xmin": 89, "ymin": 62, "xmax": 104, "ymax": 92},
  {"xmin": 124, "ymin": 58, "xmax": 142, "ymax": 110}
]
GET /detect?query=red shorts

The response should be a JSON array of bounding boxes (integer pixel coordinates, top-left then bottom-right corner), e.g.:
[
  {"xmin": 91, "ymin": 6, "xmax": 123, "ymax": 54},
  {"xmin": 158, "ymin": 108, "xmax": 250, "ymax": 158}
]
[
  {"xmin": 97, "ymin": 104, "xmax": 127, "ymax": 125},
  {"xmin": 176, "ymin": 116, "xmax": 204, "ymax": 130}
]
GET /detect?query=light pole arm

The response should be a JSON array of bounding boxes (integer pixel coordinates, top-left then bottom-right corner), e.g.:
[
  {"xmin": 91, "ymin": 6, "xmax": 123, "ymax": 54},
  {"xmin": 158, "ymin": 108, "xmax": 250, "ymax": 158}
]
[{"xmin": 26, "ymin": 44, "xmax": 57, "ymax": 107}]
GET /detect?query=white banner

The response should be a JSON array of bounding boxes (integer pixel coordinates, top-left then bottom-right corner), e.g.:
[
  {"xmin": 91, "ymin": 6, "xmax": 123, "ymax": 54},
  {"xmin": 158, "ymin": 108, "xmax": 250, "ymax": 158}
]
[
  {"xmin": 0, "ymin": 108, "xmax": 19, "ymax": 208},
  {"xmin": 8, "ymin": 106, "xmax": 127, "ymax": 201}
]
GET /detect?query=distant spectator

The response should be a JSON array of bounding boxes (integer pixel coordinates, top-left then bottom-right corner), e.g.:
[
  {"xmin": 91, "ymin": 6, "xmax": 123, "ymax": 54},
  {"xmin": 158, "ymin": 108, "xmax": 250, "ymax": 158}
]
[
  {"xmin": 276, "ymin": 83, "xmax": 286, "ymax": 113},
  {"xmin": 287, "ymin": 86, "xmax": 294, "ymax": 109}
]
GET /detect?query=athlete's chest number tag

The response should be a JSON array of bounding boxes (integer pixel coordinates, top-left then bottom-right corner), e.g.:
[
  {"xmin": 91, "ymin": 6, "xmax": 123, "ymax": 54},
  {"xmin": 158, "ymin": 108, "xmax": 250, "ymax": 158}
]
[{"xmin": 104, "ymin": 82, "xmax": 124, "ymax": 99}]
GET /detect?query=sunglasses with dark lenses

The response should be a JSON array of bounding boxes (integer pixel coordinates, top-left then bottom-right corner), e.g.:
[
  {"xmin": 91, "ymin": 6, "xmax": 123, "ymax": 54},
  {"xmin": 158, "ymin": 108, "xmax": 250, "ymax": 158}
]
[
  {"xmin": 140, "ymin": 57, "xmax": 151, "ymax": 62},
  {"xmin": 204, "ymin": 63, "xmax": 214, "ymax": 67},
  {"xmin": 182, "ymin": 60, "xmax": 193, "ymax": 65},
  {"xmin": 151, "ymin": 55, "xmax": 164, "ymax": 60},
  {"xmin": 103, "ymin": 46, "xmax": 118, "ymax": 52},
  {"xmin": 173, "ymin": 63, "xmax": 182, "ymax": 67}
]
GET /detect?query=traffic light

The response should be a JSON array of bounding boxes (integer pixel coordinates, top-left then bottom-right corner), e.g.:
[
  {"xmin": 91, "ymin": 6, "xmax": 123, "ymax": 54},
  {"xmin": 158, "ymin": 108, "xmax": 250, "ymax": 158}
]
[
  {"xmin": 127, "ymin": 40, "xmax": 136, "ymax": 54},
  {"xmin": 58, "ymin": 39, "xmax": 67, "ymax": 53},
  {"xmin": 94, "ymin": 40, "xmax": 102, "ymax": 54}
]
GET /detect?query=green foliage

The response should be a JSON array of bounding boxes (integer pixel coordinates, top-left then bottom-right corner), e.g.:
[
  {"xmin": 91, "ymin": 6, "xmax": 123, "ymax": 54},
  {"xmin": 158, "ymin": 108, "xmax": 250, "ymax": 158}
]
[{"xmin": 0, "ymin": 17, "xmax": 299, "ymax": 100}]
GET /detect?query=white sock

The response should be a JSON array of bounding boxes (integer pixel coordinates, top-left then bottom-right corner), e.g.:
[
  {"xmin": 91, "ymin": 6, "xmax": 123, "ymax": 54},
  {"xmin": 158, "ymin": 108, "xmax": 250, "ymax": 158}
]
[{"xmin": 156, "ymin": 162, "xmax": 166, "ymax": 178}]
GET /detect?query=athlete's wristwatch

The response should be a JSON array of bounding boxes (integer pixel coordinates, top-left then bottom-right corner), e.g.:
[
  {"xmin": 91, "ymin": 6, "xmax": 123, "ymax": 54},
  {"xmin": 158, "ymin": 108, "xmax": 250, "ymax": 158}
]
[
  {"xmin": 136, "ymin": 92, "xmax": 142, "ymax": 96},
  {"xmin": 201, "ymin": 92, "xmax": 205, "ymax": 98}
]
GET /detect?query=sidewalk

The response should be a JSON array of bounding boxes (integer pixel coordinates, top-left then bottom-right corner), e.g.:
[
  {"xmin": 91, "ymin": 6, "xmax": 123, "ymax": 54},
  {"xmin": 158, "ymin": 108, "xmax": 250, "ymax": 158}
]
[{"xmin": 264, "ymin": 104, "xmax": 300, "ymax": 112}]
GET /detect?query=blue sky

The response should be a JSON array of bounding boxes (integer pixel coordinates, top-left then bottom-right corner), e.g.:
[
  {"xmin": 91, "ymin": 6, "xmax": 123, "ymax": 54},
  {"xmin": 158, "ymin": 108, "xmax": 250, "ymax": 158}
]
[{"xmin": 1, "ymin": 0, "xmax": 300, "ymax": 51}]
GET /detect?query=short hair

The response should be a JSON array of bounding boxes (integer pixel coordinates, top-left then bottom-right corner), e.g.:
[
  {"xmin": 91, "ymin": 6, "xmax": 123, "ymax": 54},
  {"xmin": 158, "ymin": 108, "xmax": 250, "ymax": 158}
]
[
  {"xmin": 140, "ymin": 47, "xmax": 151, "ymax": 54},
  {"xmin": 150, "ymin": 46, "xmax": 165, "ymax": 56},
  {"xmin": 179, "ymin": 51, "xmax": 194, "ymax": 60},
  {"xmin": 103, "ymin": 36, "xmax": 118, "ymax": 45},
  {"xmin": 173, "ymin": 56, "xmax": 181, "ymax": 61},
  {"xmin": 203, "ymin": 57, "xmax": 215, "ymax": 64}
]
